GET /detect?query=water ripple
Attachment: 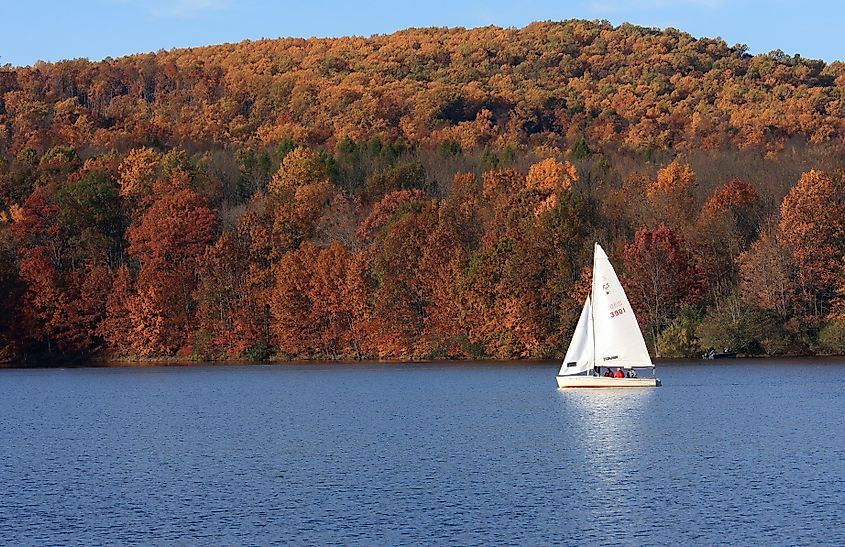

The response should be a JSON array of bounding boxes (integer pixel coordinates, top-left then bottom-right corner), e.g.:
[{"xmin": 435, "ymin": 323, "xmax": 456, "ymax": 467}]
[{"xmin": 0, "ymin": 361, "xmax": 843, "ymax": 545}]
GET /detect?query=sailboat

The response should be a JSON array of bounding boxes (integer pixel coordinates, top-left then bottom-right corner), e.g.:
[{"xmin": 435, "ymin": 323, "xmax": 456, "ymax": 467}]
[{"xmin": 556, "ymin": 243, "xmax": 661, "ymax": 388}]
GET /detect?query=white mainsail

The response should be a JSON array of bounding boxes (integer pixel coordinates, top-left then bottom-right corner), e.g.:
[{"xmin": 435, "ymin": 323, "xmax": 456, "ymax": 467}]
[
  {"xmin": 558, "ymin": 296, "xmax": 594, "ymax": 376},
  {"xmin": 590, "ymin": 243, "xmax": 653, "ymax": 369}
]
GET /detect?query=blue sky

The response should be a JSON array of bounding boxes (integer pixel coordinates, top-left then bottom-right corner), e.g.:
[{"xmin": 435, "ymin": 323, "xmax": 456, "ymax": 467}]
[{"xmin": 2, "ymin": 0, "xmax": 842, "ymax": 67}]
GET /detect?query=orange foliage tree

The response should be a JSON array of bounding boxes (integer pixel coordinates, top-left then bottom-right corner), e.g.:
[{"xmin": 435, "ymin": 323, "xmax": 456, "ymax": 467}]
[
  {"xmin": 270, "ymin": 242, "xmax": 358, "ymax": 358},
  {"xmin": 646, "ymin": 160, "xmax": 697, "ymax": 236},
  {"xmin": 777, "ymin": 170, "xmax": 844, "ymax": 316},
  {"xmin": 690, "ymin": 178, "xmax": 761, "ymax": 303}
]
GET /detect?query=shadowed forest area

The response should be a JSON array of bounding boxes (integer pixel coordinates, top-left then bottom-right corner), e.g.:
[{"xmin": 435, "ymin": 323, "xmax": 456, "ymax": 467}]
[{"xmin": 3, "ymin": 20, "xmax": 845, "ymax": 363}]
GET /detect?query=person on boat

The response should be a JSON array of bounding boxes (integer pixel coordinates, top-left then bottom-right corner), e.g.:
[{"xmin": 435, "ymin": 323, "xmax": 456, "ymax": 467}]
[
  {"xmin": 603, "ymin": 369, "xmax": 613, "ymax": 377},
  {"xmin": 627, "ymin": 368, "xmax": 637, "ymax": 378},
  {"xmin": 613, "ymin": 368, "xmax": 624, "ymax": 378}
]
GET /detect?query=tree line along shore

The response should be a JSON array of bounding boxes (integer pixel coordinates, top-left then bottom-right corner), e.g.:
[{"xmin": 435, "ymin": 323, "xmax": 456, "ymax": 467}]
[{"xmin": 2, "ymin": 20, "xmax": 845, "ymax": 364}]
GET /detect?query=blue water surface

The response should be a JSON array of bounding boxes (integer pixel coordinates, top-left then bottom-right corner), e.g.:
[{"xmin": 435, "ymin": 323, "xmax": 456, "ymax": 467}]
[{"xmin": 1, "ymin": 360, "xmax": 843, "ymax": 545}]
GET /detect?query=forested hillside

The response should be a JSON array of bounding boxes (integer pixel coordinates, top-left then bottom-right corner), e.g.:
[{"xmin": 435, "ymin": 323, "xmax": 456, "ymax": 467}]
[{"xmin": 2, "ymin": 20, "xmax": 845, "ymax": 363}]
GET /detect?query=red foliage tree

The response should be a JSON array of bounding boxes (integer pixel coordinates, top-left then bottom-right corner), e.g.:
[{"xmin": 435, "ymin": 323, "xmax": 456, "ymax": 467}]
[
  {"xmin": 622, "ymin": 225, "xmax": 705, "ymax": 349},
  {"xmin": 124, "ymin": 188, "xmax": 217, "ymax": 355},
  {"xmin": 99, "ymin": 265, "xmax": 134, "ymax": 354}
]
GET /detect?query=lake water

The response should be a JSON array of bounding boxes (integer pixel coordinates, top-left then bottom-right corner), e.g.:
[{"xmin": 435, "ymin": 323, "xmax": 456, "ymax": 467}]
[{"xmin": 1, "ymin": 360, "xmax": 843, "ymax": 545}]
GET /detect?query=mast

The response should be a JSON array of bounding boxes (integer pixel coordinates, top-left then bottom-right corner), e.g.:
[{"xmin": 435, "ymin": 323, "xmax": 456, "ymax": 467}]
[{"xmin": 591, "ymin": 241, "xmax": 597, "ymax": 373}]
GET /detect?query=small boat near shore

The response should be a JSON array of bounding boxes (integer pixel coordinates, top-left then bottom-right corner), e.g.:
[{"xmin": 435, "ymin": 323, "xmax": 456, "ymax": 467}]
[
  {"xmin": 703, "ymin": 349, "xmax": 738, "ymax": 359},
  {"xmin": 556, "ymin": 243, "xmax": 660, "ymax": 389}
]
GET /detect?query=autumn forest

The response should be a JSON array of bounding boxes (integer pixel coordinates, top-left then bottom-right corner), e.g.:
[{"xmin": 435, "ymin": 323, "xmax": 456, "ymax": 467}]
[{"xmin": 3, "ymin": 20, "xmax": 845, "ymax": 364}]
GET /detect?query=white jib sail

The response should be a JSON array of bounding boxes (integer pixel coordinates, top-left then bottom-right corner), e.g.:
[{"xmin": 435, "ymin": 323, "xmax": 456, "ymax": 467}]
[
  {"xmin": 591, "ymin": 243, "xmax": 654, "ymax": 369},
  {"xmin": 558, "ymin": 296, "xmax": 594, "ymax": 376}
]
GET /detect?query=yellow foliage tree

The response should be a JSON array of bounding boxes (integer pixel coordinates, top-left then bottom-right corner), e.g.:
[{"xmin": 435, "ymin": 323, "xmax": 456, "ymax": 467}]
[
  {"xmin": 526, "ymin": 158, "xmax": 577, "ymax": 194},
  {"xmin": 526, "ymin": 158, "xmax": 578, "ymax": 216},
  {"xmin": 118, "ymin": 147, "xmax": 160, "ymax": 201},
  {"xmin": 268, "ymin": 147, "xmax": 331, "ymax": 195}
]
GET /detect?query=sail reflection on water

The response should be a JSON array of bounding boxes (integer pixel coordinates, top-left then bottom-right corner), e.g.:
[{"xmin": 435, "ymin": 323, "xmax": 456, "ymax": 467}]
[{"xmin": 555, "ymin": 388, "xmax": 657, "ymax": 482}]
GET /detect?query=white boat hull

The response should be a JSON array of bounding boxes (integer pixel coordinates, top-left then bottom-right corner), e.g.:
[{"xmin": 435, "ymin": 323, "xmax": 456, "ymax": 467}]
[{"xmin": 556, "ymin": 375, "xmax": 661, "ymax": 388}]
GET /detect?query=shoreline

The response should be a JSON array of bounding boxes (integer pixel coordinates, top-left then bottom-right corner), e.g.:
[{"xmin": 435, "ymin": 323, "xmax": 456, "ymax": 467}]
[
  {"xmin": 0, "ymin": 357, "xmax": 553, "ymax": 370},
  {"xmin": 4, "ymin": 354, "xmax": 845, "ymax": 370}
]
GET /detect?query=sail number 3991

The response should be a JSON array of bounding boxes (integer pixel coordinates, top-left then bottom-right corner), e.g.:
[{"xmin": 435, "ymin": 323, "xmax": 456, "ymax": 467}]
[{"xmin": 610, "ymin": 307, "xmax": 626, "ymax": 318}]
